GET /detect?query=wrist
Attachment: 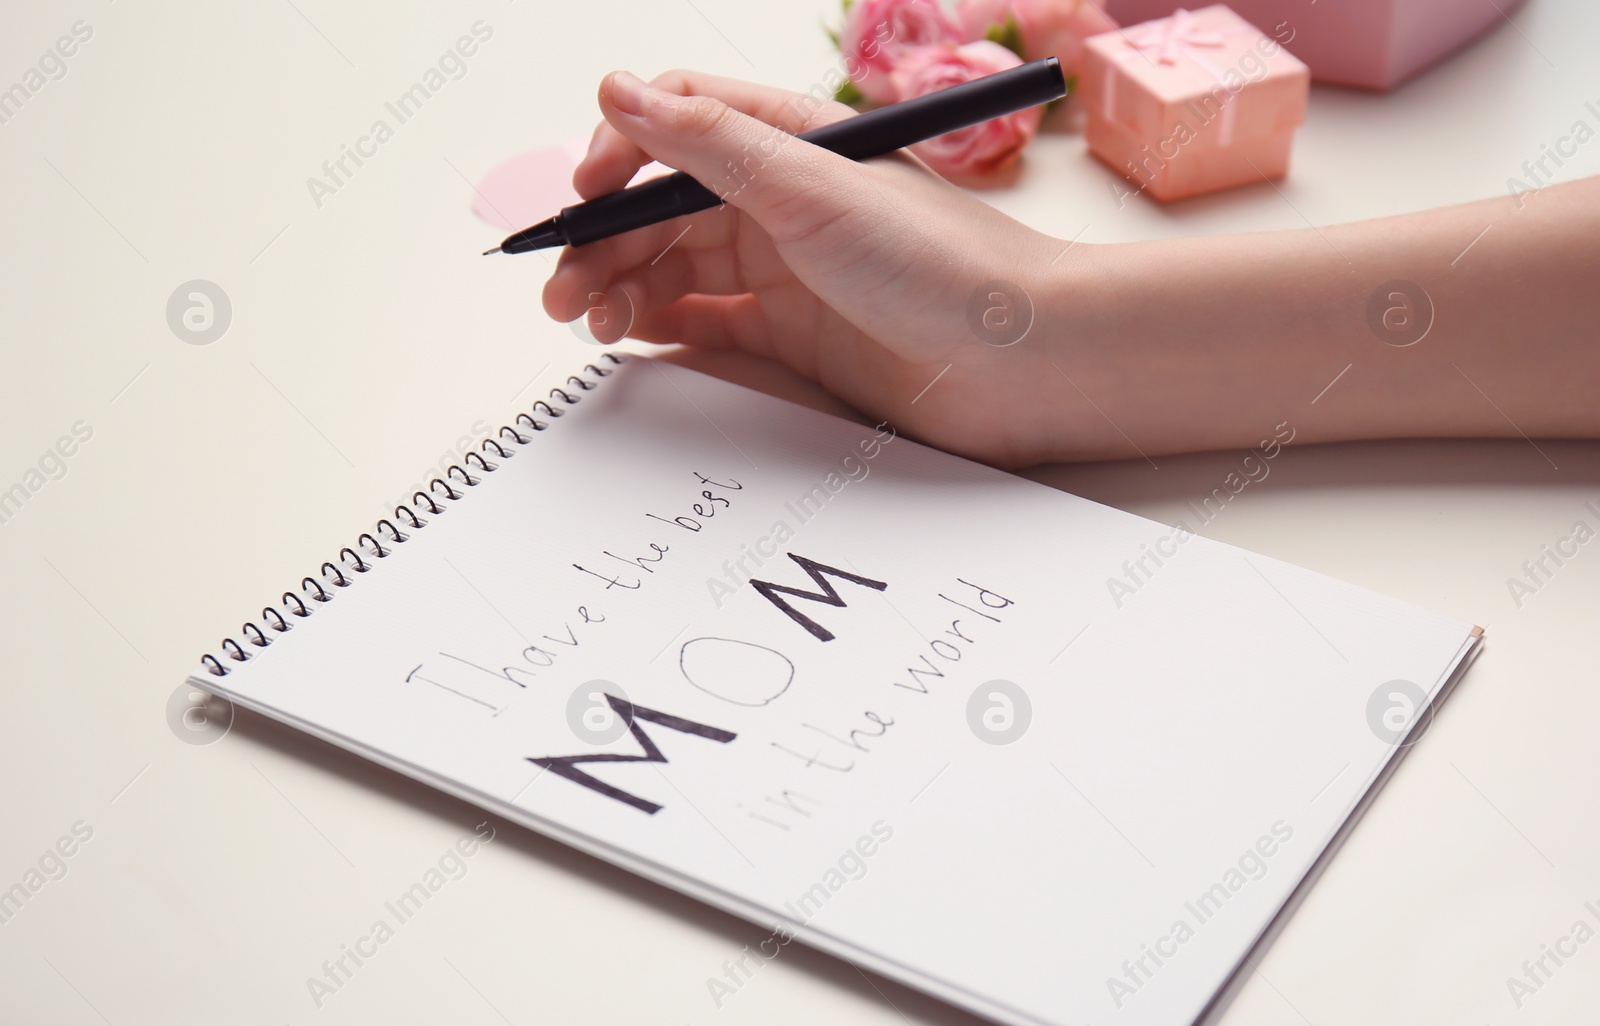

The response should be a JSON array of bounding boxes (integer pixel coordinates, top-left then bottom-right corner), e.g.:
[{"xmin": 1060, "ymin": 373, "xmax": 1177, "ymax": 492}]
[{"xmin": 1023, "ymin": 231, "xmax": 1338, "ymax": 463}]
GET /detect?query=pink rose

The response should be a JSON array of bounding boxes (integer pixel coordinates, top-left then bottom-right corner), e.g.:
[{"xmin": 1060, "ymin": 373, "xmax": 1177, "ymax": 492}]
[
  {"xmin": 955, "ymin": 0, "xmax": 1117, "ymax": 79},
  {"xmin": 840, "ymin": 0, "xmax": 963, "ymax": 104},
  {"xmin": 954, "ymin": 0, "xmax": 1013, "ymax": 39},
  {"xmin": 890, "ymin": 41, "xmax": 1042, "ymax": 176}
]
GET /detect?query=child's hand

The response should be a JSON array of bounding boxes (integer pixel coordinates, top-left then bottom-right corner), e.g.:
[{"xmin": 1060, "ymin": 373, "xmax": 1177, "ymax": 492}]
[
  {"xmin": 541, "ymin": 69, "xmax": 1073, "ymax": 468},
  {"xmin": 545, "ymin": 71, "xmax": 1600, "ymax": 465}
]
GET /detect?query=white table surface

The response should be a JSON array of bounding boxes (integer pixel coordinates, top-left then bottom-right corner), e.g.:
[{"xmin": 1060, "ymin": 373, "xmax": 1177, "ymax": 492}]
[{"xmin": 2, "ymin": 1, "xmax": 1596, "ymax": 1023}]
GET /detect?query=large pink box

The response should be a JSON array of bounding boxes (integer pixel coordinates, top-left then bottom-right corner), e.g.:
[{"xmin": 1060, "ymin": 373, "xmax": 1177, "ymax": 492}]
[
  {"xmin": 1102, "ymin": 0, "xmax": 1526, "ymax": 90},
  {"xmin": 1081, "ymin": 5, "xmax": 1309, "ymax": 202}
]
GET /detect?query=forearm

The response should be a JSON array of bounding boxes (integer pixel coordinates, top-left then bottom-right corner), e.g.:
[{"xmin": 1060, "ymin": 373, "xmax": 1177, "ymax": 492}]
[{"xmin": 1038, "ymin": 177, "xmax": 1600, "ymax": 460}]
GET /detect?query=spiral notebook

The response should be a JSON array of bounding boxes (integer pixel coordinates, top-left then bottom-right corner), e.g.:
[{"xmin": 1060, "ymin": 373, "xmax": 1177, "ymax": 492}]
[{"xmin": 191, "ymin": 355, "xmax": 1481, "ymax": 1026}]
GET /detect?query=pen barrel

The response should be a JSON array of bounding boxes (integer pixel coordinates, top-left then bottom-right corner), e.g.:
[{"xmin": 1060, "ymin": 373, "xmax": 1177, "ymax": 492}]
[
  {"xmin": 558, "ymin": 57, "xmax": 1064, "ymax": 248},
  {"xmin": 561, "ymin": 173, "xmax": 721, "ymax": 247},
  {"xmin": 797, "ymin": 57, "xmax": 1065, "ymax": 158}
]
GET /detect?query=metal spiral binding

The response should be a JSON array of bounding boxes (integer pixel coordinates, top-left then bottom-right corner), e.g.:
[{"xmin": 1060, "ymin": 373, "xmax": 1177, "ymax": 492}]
[{"xmin": 198, "ymin": 354, "xmax": 628, "ymax": 677}]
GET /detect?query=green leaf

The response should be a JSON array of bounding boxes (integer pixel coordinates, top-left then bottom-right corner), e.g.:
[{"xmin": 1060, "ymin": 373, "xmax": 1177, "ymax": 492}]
[
  {"xmin": 823, "ymin": 0, "xmax": 849, "ymax": 48},
  {"xmin": 833, "ymin": 77, "xmax": 865, "ymax": 107},
  {"xmin": 985, "ymin": 15, "xmax": 1025, "ymax": 60}
]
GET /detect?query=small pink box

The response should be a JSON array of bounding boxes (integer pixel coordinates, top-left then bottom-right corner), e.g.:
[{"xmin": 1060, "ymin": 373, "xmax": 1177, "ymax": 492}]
[
  {"xmin": 1081, "ymin": 5, "xmax": 1309, "ymax": 202},
  {"xmin": 1102, "ymin": 0, "xmax": 1526, "ymax": 90}
]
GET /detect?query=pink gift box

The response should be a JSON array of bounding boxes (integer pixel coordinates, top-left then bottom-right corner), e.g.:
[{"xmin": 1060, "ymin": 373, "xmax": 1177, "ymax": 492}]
[
  {"xmin": 1082, "ymin": 5, "xmax": 1310, "ymax": 202},
  {"xmin": 1102, "ymin": 0, "xmax": 1526, "ymax": 90}
]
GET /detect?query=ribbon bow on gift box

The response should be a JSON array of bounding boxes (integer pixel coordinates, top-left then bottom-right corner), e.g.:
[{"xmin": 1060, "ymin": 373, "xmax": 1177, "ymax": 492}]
[
  {"xmin": 1101, "ymin": 7, "xmax": 1252, "ymax": 146},
  {"xmin": 1123, "ymin": 8, "xmax": 1226, "ymax": 65}
]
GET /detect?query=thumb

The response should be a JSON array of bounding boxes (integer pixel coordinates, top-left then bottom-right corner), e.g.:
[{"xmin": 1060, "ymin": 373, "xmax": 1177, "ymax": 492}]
[{"xmin": 599, "ymin": 71, "xmax": 861, "ymax": 247}]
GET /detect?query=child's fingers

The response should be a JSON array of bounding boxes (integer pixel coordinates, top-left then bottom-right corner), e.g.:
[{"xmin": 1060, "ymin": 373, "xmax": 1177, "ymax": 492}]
[
  {"xmin": 554, "ymin": 243, "xmax": 744, "ymax": 344},
  {"xmin": 574, "ymin": 69, "xmax": 856, "ymax": 201},
  {"xmin": 540, "ymin": 218, "xmax": 685, "ymax": 321},
  {"xmin": 541, "ymin": 202, "xmax": 745, "ymax": 322},
  {"xmin": 594, "ymin": 73, "xmax": 874, "ymax": 251},
  {"xmin": 603, "ymin": 247, "xmax": 745, "ymax": 323},
  {"xmin": 626, "ymin": 294, "xmax": 773, "ymax": 357},
  {"xmin": 573, "ymin": 122, "xmax": 650, "ymax": 200},
  {"xmin": 647, "ymin": 68, "xmax": 858, "ymax": 132}
]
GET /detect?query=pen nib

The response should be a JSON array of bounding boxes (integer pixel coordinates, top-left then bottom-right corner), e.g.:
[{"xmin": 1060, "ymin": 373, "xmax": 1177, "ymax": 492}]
[{"xmin": 481, "ymin": 246, "xmax": 502, "ymax": 256}]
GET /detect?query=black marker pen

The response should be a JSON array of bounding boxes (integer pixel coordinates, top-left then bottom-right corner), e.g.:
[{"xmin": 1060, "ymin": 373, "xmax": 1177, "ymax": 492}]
[{"xmin": 483, "ymin": 57, "xmax": 1066, "ymax": 256}]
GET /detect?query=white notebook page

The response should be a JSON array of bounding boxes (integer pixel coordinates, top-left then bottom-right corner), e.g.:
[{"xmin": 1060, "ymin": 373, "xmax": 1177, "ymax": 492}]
[{"xmin": 194, "ymin": 357, "xmax": 1479, "ymax": 1026}]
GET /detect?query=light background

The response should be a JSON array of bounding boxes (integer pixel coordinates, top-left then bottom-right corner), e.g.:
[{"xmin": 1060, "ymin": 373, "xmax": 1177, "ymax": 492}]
[{"xmin": 0, "ymin": 0, "xmax": 1596, "ymax": 1023}]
